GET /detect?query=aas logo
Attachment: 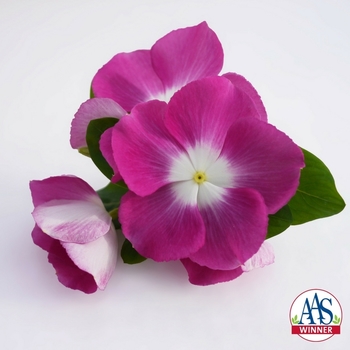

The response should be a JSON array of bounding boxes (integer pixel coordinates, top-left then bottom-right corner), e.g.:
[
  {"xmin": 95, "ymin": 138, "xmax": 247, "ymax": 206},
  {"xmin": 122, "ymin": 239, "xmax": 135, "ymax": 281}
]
[{"xmin": 290, "ymin": 289, "xmax": 342, "ymax": 342}]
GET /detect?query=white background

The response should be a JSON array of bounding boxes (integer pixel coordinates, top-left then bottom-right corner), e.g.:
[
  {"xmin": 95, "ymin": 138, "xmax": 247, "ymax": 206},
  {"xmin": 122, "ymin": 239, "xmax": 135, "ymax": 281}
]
[{"xmin": 1, "ymin": 1, "xmax": 349, "ymax": 349}]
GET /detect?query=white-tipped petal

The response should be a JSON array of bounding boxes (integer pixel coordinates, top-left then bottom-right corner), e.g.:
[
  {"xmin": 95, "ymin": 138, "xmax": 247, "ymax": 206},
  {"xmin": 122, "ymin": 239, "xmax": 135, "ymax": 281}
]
[
  {"xmin": 33, "ymin": 199, "xmax": 111, "ymax": 244},
  {"xmin": 62, "ymin": 226, "xmax": 118, "ymax": 290}
]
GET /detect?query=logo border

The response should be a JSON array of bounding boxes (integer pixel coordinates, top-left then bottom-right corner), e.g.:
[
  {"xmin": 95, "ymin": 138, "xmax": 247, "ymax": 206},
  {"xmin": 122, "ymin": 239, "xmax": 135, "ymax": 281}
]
[{"xmin": 289, "ymin": 288, "xmax": 343, "ymax": 343}]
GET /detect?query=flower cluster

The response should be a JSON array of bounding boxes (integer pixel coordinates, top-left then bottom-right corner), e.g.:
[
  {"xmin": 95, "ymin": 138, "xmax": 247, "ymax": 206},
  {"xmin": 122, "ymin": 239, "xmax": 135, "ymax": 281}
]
[{"xmin": 30, "ymin": 22, "xmax": 345, "ymax": 293}]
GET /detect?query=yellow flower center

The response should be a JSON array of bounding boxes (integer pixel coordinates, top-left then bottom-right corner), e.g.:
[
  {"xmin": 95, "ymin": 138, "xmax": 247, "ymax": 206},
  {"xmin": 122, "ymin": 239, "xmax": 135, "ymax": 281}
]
[{"xmin": 193, "ymin": 171, "xmax": 207, "ymax": 184}]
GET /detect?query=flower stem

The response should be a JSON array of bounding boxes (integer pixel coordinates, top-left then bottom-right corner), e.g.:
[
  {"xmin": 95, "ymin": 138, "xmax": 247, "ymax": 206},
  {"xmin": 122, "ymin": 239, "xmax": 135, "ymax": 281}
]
[{"xmin": 109, "ymin": 207, "xmax": 119, "ymax": 220}]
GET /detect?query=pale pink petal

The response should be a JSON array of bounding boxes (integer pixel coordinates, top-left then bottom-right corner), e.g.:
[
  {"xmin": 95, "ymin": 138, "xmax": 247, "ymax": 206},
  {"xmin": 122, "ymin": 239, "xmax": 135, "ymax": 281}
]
[
  {"xmin": 30, "ymin": 175, "xmax": 102, "ymax": 207},
  {"xmin": 61, "ymin": 226, "xmax": 118, "ymax": 290},
  {"xmin": 32, "ymin": 226, "xmax": 98, "ymax": 293},
  {"xmin": 181, "ymin": 258, "xmax": 243, "ymax": 286},
  {"xmin": 220, "ymin": 117, "xmax": 305, "ymax": 214},
  {"xmin": 119, "ymin": 184, "xmax": 205, "ymax": 262},
  {"xmin": 112, "ymin": 100, "xmax": 185, "ymax": 196},
  {"xmin": 151, "ymin": 21, "xmax": 223, "ymax": 96},
  {"xmin": 189, "ymin": 187, "xmax": 268, "ymax": 270},
  {"xmin": 165, "ymin": 76, "xmax": 244, "ymax": 155},
  {"xmin": 70, "ymin": 98, "xmax": 126, "ymax": 149},
  {"xmin": 241, "ymin": 241, "xmax": 275, "ymax": 272},
  {"xmin": 91, "ymin": 50, "xmax": 165, "ymax": 111},
  {"xmin": 30, "ymin": 176, "xmax": 111, "ymax": 244},
  {"xmin": 100, "ymin": 128, "xmax": 122, "ymax": 183},
  {"xmin": 32, "ymin": 199, "xmax": 111, "ymax": 244},
  {"xmin": 223, "ymin": 73, "xmax": 267, "ymax": 122}
]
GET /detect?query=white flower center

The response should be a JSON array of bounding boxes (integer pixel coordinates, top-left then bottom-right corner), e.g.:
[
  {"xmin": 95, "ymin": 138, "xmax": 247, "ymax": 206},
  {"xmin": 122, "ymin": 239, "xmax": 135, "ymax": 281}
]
[{"xmin": 169, "ymin": 144, "xmax": 234, "ymax": 207}]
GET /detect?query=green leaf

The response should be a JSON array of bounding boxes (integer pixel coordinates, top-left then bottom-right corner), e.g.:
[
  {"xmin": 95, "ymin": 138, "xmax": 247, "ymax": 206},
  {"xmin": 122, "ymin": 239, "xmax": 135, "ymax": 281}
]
[
  {"xmin": 266, "ymin": 205, "xmax": 293, "ymax": 239},
  {"xmin": 86, "ymin": 117, "xmax": 119, "ymax": 179},
  {"xmin": 288, "ymin": 148, "xmax": 345, "ymax": 225},
  {"xmin": 121, "ymin": 239, "xmax": 147, "ymax": 265},
  {"xmin": 78, "ymin": 146, "xmax": 90, "ymax": 157},
  {"xmin": 97, "ymin": 181, "xmax": 128, "ymax": 213}
]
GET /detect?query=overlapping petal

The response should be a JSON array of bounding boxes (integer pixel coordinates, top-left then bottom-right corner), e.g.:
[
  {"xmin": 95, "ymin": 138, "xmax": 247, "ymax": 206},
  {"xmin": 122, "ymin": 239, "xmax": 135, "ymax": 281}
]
[
  {"xmin": 70, "ymin": 98, "xmax": 126, "ymax": 149},
  {"xmin": 112, "ymin": 100, "xmax": 185, "ymax": 196},
  {"xmin": 181, "ymin": 241, "xmax": 274, "ymax": 286},
  {"xmin": 100, "ymin": 128, "xmax": 122, "ymax": 183},
  {"xmin": 181, "ymin": 258, "xmax": 244, "ymax": 286},
  {"xmin": 190, "ymin": 187, "xmax": 268, "ymax": 270},
  {"xmin": 31, "ymin": 176, "xmax": 111, "ymax": 244},
  {"xmin": 30, "ymin": 175, "xmax": 102, "ymax": 207},
  {"xmin": 151, "ymin": 21, "xmax": 223, "ymax": 95},
  {"xmin": 32, "ymin": 199, "xmax": 111, "ymax": 244},
  {"xmin": 223, "ymin": 73, "xmax": 267, "ymax": 122},
  {"xmin": 91, "ymin": 22, "xmax": 224, "ymax": 110},
  {"xmin": 220, "ymin": 117, "xmax": 305, "ymax": 214},
  {"xmin": 119, "ymin": 184, "xmax": 205, "ymax": 262},
  {"xmin": 32, "ymin": 225, "xmax": 98, "ymax": 294},
  {"xmin": 62, "ymin": 226, "xmax": 118, "ymax": 290},
  {"xmin": 92, "ymin": 50, "xmax": 165, "ymax": 111},
  {"xmin": 165, "ymin": 77, "xmax": 236, "ymax": 153}
]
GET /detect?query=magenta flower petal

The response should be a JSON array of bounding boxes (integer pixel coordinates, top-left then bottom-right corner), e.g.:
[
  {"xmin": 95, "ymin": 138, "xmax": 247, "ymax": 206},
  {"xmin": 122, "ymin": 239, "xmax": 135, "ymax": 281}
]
[
  {"xmin": 223, "ymin": 72, "xmax": 267, "ymax": 122},
  {"xmin": 181, "ymin": 242, "xmax": 274, "ymax": 286},
  {"xmin": 100, "ymin": 128, "xmax": 122, "ymax": 183},
  {"xmin": 151, "ymin": 21, "xmax": 223, "ymax": 96},
  {"xmin": 220, "ymin": 117, "xmax": 305, "ymax": 214},
  {"xmin": 181, "ymin": 258, "xmax": 243, "ymax": 286},
  {"xmin": 112, "ymin": 100, "xmax": 185, "ymax": 196},
  {"xmin": 241, "ymin": 241, "xmax": 274, "ymax": 272},
  {"xmin": 30, "ymin": 176, "xmax": 111, "ymax": 243},
  {"xmin": 165, "ymin": 77, "xmax": 237, "ymax": 153},
  {"xmin": 92, "ymin": 50, "xmax": 165, "ymax": 111},
  {"xmin": 30, "ymin": 175, "xmax": 101, "ymax": 207},
  {"xmin": 91, "ymin": 23, "xmax": 224, "ymax": 110},
  {"xmin": 189, "ymin": 187, "xmax": 268, "ymax": 270},
  {"xmin": 119, "ymin": 184, "xmax": 206, "ymax": 261},
  {"xmin": 70, "ymin": 98, "xmax": 126, "ymax": 149},
  {"xmin": 62, "ymin": 227, "xmax": 118, "ymax": 290},
  {"xmin": 32, "ymin": 226, "xmax": 98, "ymax": 293}
]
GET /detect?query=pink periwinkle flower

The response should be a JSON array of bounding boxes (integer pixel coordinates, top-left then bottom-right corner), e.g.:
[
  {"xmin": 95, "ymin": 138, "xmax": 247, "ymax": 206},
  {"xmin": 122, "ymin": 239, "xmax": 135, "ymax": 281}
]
[
  {"xmin": 101, "ymin": 76, "xmax": 304, "ymax": 285},
  {"xmin": 30, "ymin": 175, "xmax": 117, "ymax": 293},
  {"xmin": 70, "ymin": 22, "xmax": 267, "ymax": 151}
]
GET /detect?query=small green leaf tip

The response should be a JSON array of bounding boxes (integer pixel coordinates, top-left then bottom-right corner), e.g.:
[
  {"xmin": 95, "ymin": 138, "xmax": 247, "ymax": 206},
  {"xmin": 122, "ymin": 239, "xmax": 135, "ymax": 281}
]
[
  {"xmin": 78, "ymin": 147, "xmax": 90, "ymax": 157},
  {"xmin": 121, "ymin": 239, "xmax": 147, "ymax": 265}
]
